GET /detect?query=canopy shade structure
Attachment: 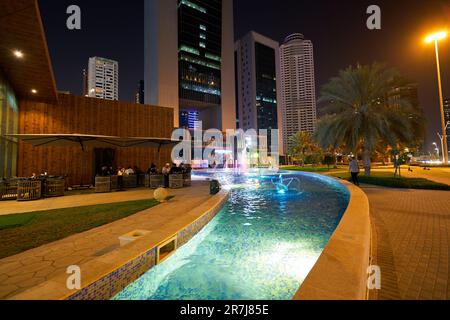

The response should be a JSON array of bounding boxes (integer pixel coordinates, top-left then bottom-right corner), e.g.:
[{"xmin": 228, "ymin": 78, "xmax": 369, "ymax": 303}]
[{"xmin": 6, "ymin": 134, "xmax": 179, "ymax": 151}]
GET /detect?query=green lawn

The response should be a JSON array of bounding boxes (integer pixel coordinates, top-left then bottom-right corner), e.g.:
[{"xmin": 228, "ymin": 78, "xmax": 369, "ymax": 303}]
[
  {"xmin": 329, "ymin": 172, "xmax": 450, "ymax": 190},
  {"xmin": 0, "ymin": 199, "xmax": 159, "ymax": 259},
  {"xmin": 282, "ymin": 166, "xmax": 345, "ymax": 173}
]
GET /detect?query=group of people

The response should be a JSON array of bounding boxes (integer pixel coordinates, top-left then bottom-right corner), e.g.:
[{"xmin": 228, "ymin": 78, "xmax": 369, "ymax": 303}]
[
  {"xmin": 161, "ymin": 163, "xmax": 192, "ymax": 188},
  {"xmin": 99, "ymin": 165, "xmax": 142, "ymax": 177}
]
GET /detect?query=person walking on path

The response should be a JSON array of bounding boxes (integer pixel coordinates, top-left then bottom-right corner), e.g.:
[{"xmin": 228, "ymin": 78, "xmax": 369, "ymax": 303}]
[{"xmin": 349, "ymin": 156, "xmax": 360, "ymax": 186}]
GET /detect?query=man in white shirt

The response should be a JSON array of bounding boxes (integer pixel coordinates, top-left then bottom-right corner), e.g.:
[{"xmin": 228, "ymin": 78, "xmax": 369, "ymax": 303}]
[{"xmin": 349, "ymin": 156, "xmax": 360, "ymax": 186}]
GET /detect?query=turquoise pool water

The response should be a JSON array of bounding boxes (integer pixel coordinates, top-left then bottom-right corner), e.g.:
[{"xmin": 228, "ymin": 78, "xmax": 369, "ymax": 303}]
[{"xmin": 114, "ymin": 171, "xmax": 350, "ymax": 300}]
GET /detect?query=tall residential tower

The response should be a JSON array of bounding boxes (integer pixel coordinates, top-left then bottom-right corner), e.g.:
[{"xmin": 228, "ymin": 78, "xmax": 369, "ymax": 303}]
[
  {"xmin": 235, "ymin": 31, "xmax": 283, "ymax": 153},
  {"xmin": 279, "ymin": 33, "xmax": 317, "ymax": 153},
  {"xmin": 87, "ymin": 57, "xmax": 119, "ymax": 101},
  {"xmin": 144, "ymin": 0, "xmax": 236, "ymax": 130}
]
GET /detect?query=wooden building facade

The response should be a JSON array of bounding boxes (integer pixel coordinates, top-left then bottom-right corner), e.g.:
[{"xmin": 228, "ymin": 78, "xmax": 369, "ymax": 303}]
[{"xmin": 18, "ymin": 94, "xmax": 174, "ymax": 186}]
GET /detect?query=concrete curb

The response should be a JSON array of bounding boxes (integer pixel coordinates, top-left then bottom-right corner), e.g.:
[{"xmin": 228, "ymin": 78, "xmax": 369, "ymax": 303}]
[{"xmin": 294, "ymin": 179, "xmax": 371, "ymax": 300}]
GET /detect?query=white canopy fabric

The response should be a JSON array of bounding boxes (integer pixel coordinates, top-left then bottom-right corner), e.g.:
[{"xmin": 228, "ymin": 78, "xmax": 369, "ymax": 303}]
[{"xmin": 6, "ymin": 134, "xmax": 178, "ymax": 151}]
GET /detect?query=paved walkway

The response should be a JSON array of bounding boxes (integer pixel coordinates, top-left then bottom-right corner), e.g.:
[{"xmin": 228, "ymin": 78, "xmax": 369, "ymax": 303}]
[
  {"xmin": 0, "ymin": 181, "xmax": 212, "ymax": 299},
  {"xmin": 365, "ymin": 185, "xmax": 450, "ymax": 300}
]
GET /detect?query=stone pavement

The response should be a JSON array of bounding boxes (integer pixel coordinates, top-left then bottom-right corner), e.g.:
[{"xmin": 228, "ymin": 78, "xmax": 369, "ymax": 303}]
[
  {"xmin": 0, "ymin": 181, "xmax": 212, "ymax": 299},
  {"xmin": 364, "ymin": 185, "xmax": 450, "ymax": 300}
]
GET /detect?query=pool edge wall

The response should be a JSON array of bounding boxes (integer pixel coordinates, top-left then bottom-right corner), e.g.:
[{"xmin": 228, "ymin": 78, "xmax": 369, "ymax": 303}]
[
  {"xmin": 293, "ymin": 179, "xmax": 371, "ymax": 300},
  {"xmin": 8, "ymin": 189, "xmax": 230, "ymax": 301}
]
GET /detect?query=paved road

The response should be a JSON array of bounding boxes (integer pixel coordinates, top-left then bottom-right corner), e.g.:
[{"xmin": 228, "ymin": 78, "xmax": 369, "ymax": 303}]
[{"xmin": 364, "ymin": 185, "xmax": 450, "ymax": 300}]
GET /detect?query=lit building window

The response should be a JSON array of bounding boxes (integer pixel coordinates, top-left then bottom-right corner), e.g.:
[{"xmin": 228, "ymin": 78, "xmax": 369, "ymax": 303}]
[
  {"xmin": 181, "ymin": 82, "xmax": 221, "ymax": 96},
  {"xmin": 180, "ymin": 54, "xmax": 221, "ymax": 70},
  {"xmin": 180, "ymin": 0, "xmax": 207, "ymax": 13},
  {"xmin": 200, "ymin": 24, "xmax": 207, "ymax": 31},
  {"xmin": 200, "ymin": 33, "xmax": 206, "ymax": 40},
  {"xmin": 199, "ymin": 42, "xmax": 206, "ymax": 48},
  {"xmin": 205, "ymin": 52, "xmax": 221, "ymax": 62},
  {"xmin": 179, "ymin": 45, "xmax": 200, "ymax": 55}
]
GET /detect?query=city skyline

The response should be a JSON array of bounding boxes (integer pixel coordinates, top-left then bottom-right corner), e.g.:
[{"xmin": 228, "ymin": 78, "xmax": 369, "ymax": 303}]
[{"xmin": 38, "ymin": 0, "xmax": 450, "ymax": 150}]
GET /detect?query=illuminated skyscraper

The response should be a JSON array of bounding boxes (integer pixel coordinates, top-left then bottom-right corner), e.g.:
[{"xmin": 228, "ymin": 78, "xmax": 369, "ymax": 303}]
[
  {"xmin": 279, "ymin": 33, "xmax": 317, "ymax": 153},
  {"xmin": 235, "ymin": 31, "xmax": 282, "ymax": 153},
  {"xmin": 144, "ymin": 0, "xmax": 236, "ymax": 129}
]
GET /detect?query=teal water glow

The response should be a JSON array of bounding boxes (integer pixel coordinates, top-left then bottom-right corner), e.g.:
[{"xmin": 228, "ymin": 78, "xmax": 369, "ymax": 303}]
[{"xmin": 114, "ymin": 171, "xmax": 349, "ymax": 300}]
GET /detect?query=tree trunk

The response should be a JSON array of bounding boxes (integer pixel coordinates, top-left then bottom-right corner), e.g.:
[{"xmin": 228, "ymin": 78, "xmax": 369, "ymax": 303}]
[{"xmin": 363, "ymin": 149, "xmax": 371, "ymax": 176}]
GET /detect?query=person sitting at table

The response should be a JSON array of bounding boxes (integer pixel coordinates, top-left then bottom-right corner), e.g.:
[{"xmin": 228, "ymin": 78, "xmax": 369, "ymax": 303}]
[
  {"xmin": 117, "ymin": 167, "xmax": 125, "ymax": 190},
  {"xmin": 133, "ymin": 165, "xmax": 142, "ymax": 175},
  {"xmin": 125, "ymin": 166, "xmax": 135, "ymax": 176},
  {"xmin": 162, "ymin": 163, "xmax": 171, "ymax": 188},
  {"xmin": 107, "ymin": 166, "xmax": 114, "ymax": 176},
  {"xmin": 30, "ymin": 173, "xmax": 37, "ymax": 179},
  {"xmin": 169, "ymin": 163, "xmax": 179, "ymax": 174},
  {"xmin": 100, "ymin": 165, "xmax": 108, "ymax": 177},
  {"xmin": 147, "ymin": 163, "xmax": 157, "ymax": 175}
]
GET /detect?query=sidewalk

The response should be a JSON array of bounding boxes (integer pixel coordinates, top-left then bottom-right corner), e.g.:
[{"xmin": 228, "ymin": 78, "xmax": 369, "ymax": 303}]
[
  {"xmin": 0, "ymin": 181, "xmax": 214, "ymax": 299},
  {"xmin": 365, "ymin": 185, "xmax": 450, "ymax": 299}
]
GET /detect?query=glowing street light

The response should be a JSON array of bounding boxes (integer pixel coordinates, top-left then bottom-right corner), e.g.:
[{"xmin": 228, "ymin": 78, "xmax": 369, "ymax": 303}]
[
  {"xmin": 425, "ymin": 30, "xmax": 449, "ymax": 164},
  {"xmin": 425, "ymin": 31, "xmax": 448, "ymax": 43}
]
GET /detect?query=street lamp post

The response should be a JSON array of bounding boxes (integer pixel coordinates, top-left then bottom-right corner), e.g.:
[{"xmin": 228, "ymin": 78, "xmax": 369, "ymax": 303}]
[
  {"xmin": 425, "ymin": 31, "xmax": 449, "ymax": 164},
  {"xmin": 433, "ymin": 142, "xmax": 440, "ymax": 160},
  {"xmin": 437, "ymin": 121, "xmax": 450, "ymax": 163}
]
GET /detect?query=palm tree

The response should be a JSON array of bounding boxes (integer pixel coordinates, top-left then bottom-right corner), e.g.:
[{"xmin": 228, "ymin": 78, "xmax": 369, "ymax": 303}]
[
  {"xmin": 315, "ymin": 63, "xmax": 424, "ymax": 176},
  {"xmin": 288, "ymin": 131, "xmax": 322, "ymax": 166}
]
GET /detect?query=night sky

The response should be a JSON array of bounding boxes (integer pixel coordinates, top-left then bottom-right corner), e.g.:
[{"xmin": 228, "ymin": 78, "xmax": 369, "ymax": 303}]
[{"xmin": 38, "ymin": 0, "xmax": 450, "ymax": 152}]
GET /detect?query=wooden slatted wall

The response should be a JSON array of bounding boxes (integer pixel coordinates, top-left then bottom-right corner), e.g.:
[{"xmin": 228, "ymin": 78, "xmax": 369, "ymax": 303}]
[{"xmin": 18, "ymin": 93, "xmax": 174, "ymax": 186}]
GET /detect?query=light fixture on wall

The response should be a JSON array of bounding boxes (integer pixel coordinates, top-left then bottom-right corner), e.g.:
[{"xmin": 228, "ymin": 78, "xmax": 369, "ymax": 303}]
[{"xmin": 13, "ymin": 50, "xmax": 24, "ymax": 58}]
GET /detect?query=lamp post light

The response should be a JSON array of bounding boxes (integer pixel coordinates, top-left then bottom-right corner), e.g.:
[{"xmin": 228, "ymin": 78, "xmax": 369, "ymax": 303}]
[
  {"xmin": 425, "ymin": 31, "xmax": 449, "ymax": 164},
  {"xmin": 432, "ymin": 142, "xmax": 440, "ymax": 160}
]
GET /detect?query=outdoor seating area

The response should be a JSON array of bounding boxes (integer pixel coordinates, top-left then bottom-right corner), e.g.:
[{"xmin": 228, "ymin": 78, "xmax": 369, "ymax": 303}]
[
  {"xmin": 94, "ymin": 172, "xmax": 192, "ymax": 193},
  {"xmin": 1, "ymin": 177, "xmax": 65, "ymax": 201}
]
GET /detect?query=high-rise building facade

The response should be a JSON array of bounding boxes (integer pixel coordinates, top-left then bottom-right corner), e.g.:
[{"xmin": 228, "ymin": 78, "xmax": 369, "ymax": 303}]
[
  {"xmin": 87, "ymin": 57, "xmax": 119, "ymax": 101},
  {"xmin": 444, "ymin": 98, "xmax": 450, "ymax": 152},
  {"xmin": 279, "ymin": 33, "xmax": 317, "ymax": 153},
  {"xmin": 82, "ymin": 68, "xmax": 88, "ymax": 97},
  {"xmin": 235, "ymin": 31, "xmax": 282, "ymax": 153},
  {"xmin": 135, "ymin": 80, "xmax": 145, "ymax": 104},
  {"xmin": 144, "ymin": 0, "xmax": 236, "ymax": 130}
]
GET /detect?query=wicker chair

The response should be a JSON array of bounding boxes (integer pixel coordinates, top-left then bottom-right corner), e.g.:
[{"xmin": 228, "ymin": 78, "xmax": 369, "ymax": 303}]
[
  {"xmin": 144, "ymin": 174, "xmax": 150, "ymax": 188},
  {"xmin": 95, "ymin": 176, "xmax": 111, "ymax": 193},
  {"xmin": 169, "ymin": 174, "xmax": 184, "ymax": 189},
  {"xmin": 110, "ymin": 175, "xmax": 118, "ymax": 190},
  {"xmin": 183, "ymin": 172, "xmax": 192, "ymax": 187},
  {"xmin": 123, "ymin": 175, "xmax": 137, "ymax": 188},
  {"xmin": 44, "ymin": 177, "xmax": 65, "ymax": 197},
  {"xmin": 1, "ymin": 179, "xmax": 18, "ymax": 201},
  {"xmin": 17, "ymin": 180, "xmax": 42, "ymax": 201},
  {"xmin": 149, "ymin": 175, "xmax": 164, "ymax": 189},
  {"xmin": 137, "ymin": 174, "xmax": 146, "ymax": 187}
]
